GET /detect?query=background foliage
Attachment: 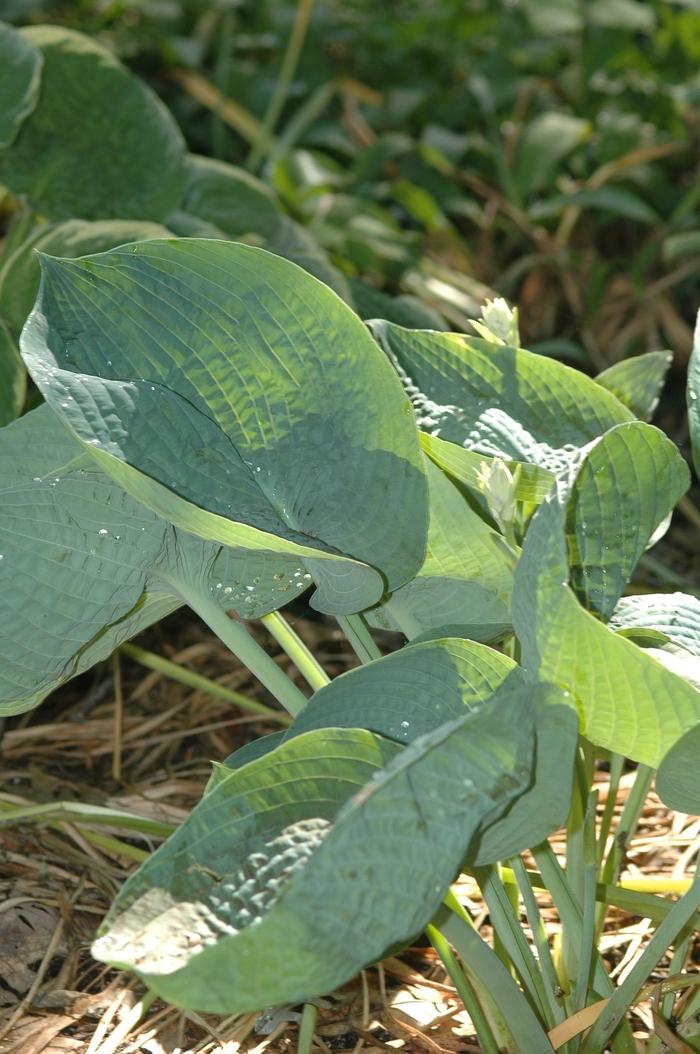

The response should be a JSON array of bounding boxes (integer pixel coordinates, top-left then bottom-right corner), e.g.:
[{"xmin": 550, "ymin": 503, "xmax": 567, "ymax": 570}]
[{"xmin": 2, "ymin": 0, "xmax": 700, "ymax": 367}]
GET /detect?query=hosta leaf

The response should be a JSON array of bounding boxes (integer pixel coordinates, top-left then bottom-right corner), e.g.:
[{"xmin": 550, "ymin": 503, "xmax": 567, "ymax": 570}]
[
  {"xmin": 372, "ymin": 322, "xmax": 632, "ymax": 473},
  {"xmin": 93, "ymin": 695, "xmax": 535, "ymax": 1012},
  {"xmin": 22, "ymin": 239, "xmax": 428, "ymax": 615},
  {"xmin": 566, "ymin": 423, "xmax": 688, "ymax": 619},
  {"xmin": 0, "ymin": 320, "xmax": 25, "ymax": 425},
  {"xmin": 596, "ymin": 351, "xmax": 671, "ymax": 421},
  {"xmin": 656, "ymin": 724, "xmax": 700, "ymax": 815},
  {"xmin": 368, "ymin": 458, "xmax": 514, "ymax": 641},
  {"xmin": 178, "ymin": 155, "xmax": 351, "ymax": 301},
  {"xmin": 179, "ymin": 154, "xmax": 280, "ymax": 236},
  {"xmin": 687, "ymin": 309, "xmax": 700, "ymax": 477},
  {"xmin": 0, "ymin": 21, "xmax": 42, "ymax": 149},
  {"xmin": 0, "ymin": 26, "xmax": 185, "ymax": 220},
  {"xmin": 0, "ymin": 219, "xmax": 171, "ymax": 336},
  {"xmin": 284, "ymin": 640, "xmax": 579, "ymax": 865},
  {"xmin": 514, "ymin": 425, "xmax": 698, "ymax": 765},
  {"xmin": 611, "ymin": 593, "xmax": 700, "ymax": 658},
  {"xmin": 287, "ymin": 638, "xmax": 519, "ymax": 744},
  {"xmin": 0, "ymin": 406, "xmax": 316, "ymax": 716}
]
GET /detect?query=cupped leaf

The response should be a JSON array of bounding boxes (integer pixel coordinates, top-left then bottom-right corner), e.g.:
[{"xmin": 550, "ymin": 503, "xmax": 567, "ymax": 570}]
[
  {"xmin": 514, "ymin": 425, "xmax": 698, "ymax": 765},
  {"xmin": 284, "ymin": 639, "xmax": 579, "ymax": 865},
  {"xmin": 611, "ymin": 593, "xmax": 700, "ymax": 658},
  {"xmin": 0, "ymin": 219, "xmax": 172, "ymax": 335},
  {"xmin": 22, "ymin": 239, "xmax": 428, "ymax": 615},
  {"xmin": 368, "ymin": 457, "xmax": 514, "ymax": 641},
  {"xmin": 656, "ymin": 724, "xmax": 700, "ymax": 815},
  {"xmin": 0, "ymin": 406, "xmax": 314, "ymax": 716},
  {"xmin": 566, "ymin": 423, "xmax": 688, "ymax": 619},
  {"xmin": 372, "ymin": 321, "xmax": 632, "ymax": 473},
  {"xmin": 0, "ymin": 320, "xmax": 25, "ymax": 425},
  {"xmin": 93, "ymin": 695, "xmax": 535, "ymax": 1012},
  {"xmin": 596, "ymin": 351, "xmax": 671, "ymax": 421},
  {"xmin": 178, "ymin": 155, "xmax": 351, "ymax": 301},
  {"xmin": 0, "ymin": 21, "xmax": 42, "ymax": 149},
  {"xmin": 0, "ymin": 25, "xmax": 185, "ymax": 220},
  {"xmin": 687, "ymin": 309, "xmax": 700, "ymax": 478}
]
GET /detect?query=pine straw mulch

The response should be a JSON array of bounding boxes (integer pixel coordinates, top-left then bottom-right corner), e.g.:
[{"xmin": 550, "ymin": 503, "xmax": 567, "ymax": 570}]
[{"xmin": 0, "ymin": 610, "xmax": 698, "ymax": 1054}]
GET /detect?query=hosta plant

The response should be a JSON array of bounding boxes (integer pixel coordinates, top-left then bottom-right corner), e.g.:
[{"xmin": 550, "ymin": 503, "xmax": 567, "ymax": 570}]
[{"xmin": 1, "ymin": 238, "xmax": 699, "ymax": 1053}]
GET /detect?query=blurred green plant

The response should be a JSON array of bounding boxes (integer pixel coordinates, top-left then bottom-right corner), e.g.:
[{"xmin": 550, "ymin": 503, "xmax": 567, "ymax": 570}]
[{"xmin": 4, "ymin": 0, "xmax": 698, "ymax": 367}]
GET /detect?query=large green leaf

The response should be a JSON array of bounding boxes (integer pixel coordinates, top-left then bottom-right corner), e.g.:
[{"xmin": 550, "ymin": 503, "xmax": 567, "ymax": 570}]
[
  {"xmin": 371, "ymin": 321, "xmax": 633, "ymax": 473},
  {"xmin": 566, "ymin": 423, "xmax": 688, "ymax": 620},
  {"xmin": 0, "ymin": 26, "xmax": 185, "ymax": 220},
  {"xmin": 0, "ymin": 21, "xmax": 42, "ymax": 149},
  {"xmin": 0, "ymin": 320, "xmax": 25, "ymax": 425},
  {"xmin": 21, "ymin": 239, "xmax": 428, "ymax": 614},
  {"xmin": 368, "ymin": 457, "xmax": 514, "ymax": 641},
  {"xmin": 0, "ymin": 219, "xmax": 171, "ymax": 335},
  {"xmin": 177, "ymin": 155, "xmax": 351, "ymax": 302},
  {"xmin": 596, "ymin": 351, "xmax": 671, "ymax": 421},
  {"xmin": 284, "ymin": 640, "xmax": 579, "ymax": 865},
  {"xmin": 93, "ymin": 693, "xmax": 535, "ymax": 1012},
  {"xmin": 514, "ymin": 425, "xmax": 698, "ymax": 765},
  {"xmin": 687, "ymin": 309, "xmax": 700, "ymax": 477},
  {"xmin": 0, "ymin": 406, "xmax": 316, "ymax": 716}
]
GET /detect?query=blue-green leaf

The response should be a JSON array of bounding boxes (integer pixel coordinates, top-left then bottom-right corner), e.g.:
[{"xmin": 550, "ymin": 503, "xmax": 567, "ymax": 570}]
[
  {"xmin": 0, "ymin": 25, "xmax": 185, "ymax": 220},
  {"xmin": 22, "ymin": 239, "xmax": 428, "ymax": 615},
  {"xmin": 93, "ymin": 693, "xmax": 535, "ymax": 1012}
]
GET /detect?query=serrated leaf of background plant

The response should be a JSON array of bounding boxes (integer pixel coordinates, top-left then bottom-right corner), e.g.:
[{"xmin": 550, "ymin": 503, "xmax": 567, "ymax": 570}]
[
  {"xmin": 0, "ymin": 21, "xmax": 42, "ymax": 149},
  {"xmin": 0, "ymin": 406, "xmax": 315, "ymax": 716},
  {"xmin": 0, "ymin": 25, "xmax": 185, "ymax": 220},
  {"xmin": 176, "ymin": 154, "xmax": 352, "ymax": 302},
  {"xmin": 595, "ymin": 351, "xmax": 671, "ymax": 421},
  {"xmin": 93, "ymin": 694, "xmax": 535, "ymax": 1013},
  {"xmin": 371, "ymin": 321, "xmax": 633, "ymax": 473},
  {"xmin": 514, "ymin": 425, "xmax": 698, "ymax": 765},
  {"xmin": 566, "ymin": 423, "xmax": 688, "ymax": 619},
  {"xmin": 282, "ymin": 640, "xmax": 578, "ymax": 865},
  {"xmin": 367, "ymin": 458, "xmax": 513, "ymax": 640},
  {"xmin": 21, "ymin": 239, "xmax": 428, "ymax": 614},
  {"xmin": 656, "ymin": 723, "xmax": 700, "ymax": 815},
  {"xmin": 686, "ymin": 309, "xmax": 700, "ymax": 478}
]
